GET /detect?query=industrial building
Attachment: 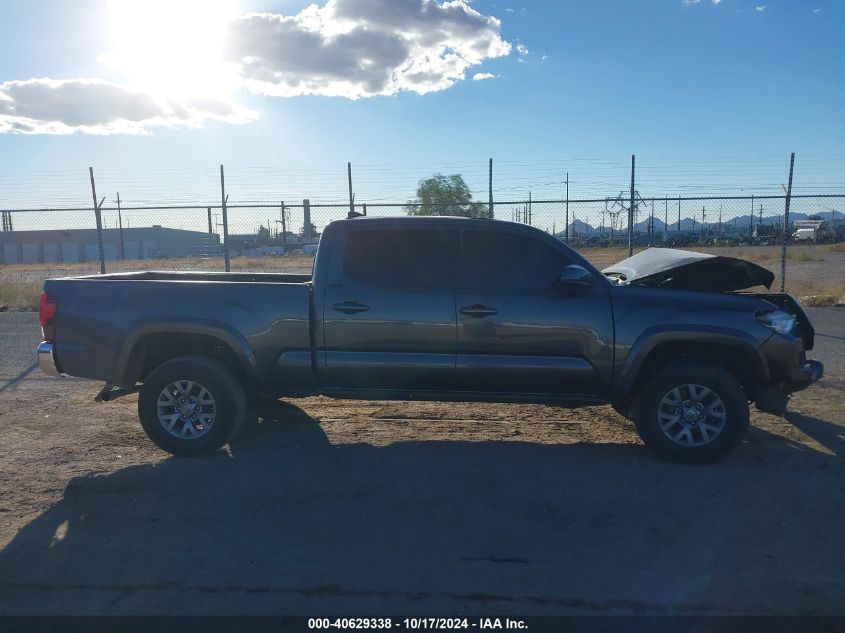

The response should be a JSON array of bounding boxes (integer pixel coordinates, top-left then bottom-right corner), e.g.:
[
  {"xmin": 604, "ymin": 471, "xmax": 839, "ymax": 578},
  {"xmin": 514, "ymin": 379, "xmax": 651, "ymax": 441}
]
[{"xmin": 0, "ymin": 226, "xmax": 220, "ymax": 264}]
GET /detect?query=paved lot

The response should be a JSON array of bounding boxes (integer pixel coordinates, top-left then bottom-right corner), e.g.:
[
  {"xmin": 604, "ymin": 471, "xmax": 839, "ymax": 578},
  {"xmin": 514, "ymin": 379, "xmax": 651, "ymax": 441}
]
[{"xmin": 0, "ymin": 309, "xmax": 843, "ymax": 615}]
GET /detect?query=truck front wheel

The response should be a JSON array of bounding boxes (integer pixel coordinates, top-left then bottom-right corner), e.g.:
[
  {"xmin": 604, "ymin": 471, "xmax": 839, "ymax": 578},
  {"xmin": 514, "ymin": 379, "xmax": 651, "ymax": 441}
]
[
  {"xmin": 633, "ymin": 360, "xmax": 749, "ymax": 464},
  {"xmin": 138, "ymin": 355, "xmax": 246, "ymax": 456}
]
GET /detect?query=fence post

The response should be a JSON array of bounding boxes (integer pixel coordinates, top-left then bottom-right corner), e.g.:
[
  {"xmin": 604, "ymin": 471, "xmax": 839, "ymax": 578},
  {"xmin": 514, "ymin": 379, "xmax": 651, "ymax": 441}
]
[
  {"xmin": 88, "ymin": 167, "xmax": 106, "ymax": 274},
  {"xmin": 116, "ymin": 192, "xmax": 125, "ymax": 260},
  {"xmin": 207, "ymin": 207, "xmax": 213, "ymax": 234},
  {"xmin": 780, "ymin": 152, "xmax": 795, "ymax": 292},
  {"xmin": 347, "ymin": 162, "xmax": 354, "ymax": 216},
  {"xmin": 220, "ymin": 164, "xmax": 230, "ymax": 272},
  {"xmin": 564, "ymin": 172, "xmax": 569, "ymax": 243},
  {"xmin": 528, "ymin": 191, "xmax": 532, "ymax": 226},
  {"xmin": 750, "ymin": 195, "xmax": 754, "ymax": 237},
  {"xmin": 628, "ymin": 155, "xmax": 635, "ymax": 256},
  {"xmin": 488, "ymin": 158, "xmax": 493, "ymax": 219},
  {"xmin": 304, "ymin": 199, "xmax": 312, "ymax": 241},
  {"xmin": 280, "ymin": 201, "xmax": 287, "ymax": 246}
]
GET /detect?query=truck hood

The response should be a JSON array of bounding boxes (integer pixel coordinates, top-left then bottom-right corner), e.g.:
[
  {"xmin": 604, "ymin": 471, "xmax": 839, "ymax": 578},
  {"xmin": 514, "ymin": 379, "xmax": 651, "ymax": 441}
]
[{"xmin": 602, "ymin": 248, "xmax": 775, "ymax": 292}]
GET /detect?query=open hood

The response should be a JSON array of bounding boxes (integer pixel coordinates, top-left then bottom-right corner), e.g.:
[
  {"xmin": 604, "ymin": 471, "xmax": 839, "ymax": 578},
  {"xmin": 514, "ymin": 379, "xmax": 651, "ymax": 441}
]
[{"xmin": 602, "ymin": 248, "xmax": 775, "ymax": 292}]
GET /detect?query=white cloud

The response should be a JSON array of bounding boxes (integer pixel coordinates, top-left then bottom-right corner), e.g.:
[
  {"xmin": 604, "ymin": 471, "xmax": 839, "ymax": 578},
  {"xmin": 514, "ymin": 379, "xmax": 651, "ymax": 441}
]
[
  {"xmin": 712, "ymin": 0, "xmax": 722, "ymax": 5},
  {"xmin": 0, "ymin": 78, "xmax": 256, "ymax": 135},
  {"xmin": 756, "ymin": 5, "xmax": 766, "ymax": 11},
  {"xmin": 813, "ymin": 8, "xmax": 821, "ymax": 13},
  {"xmin": 682, "ymin": 0, "xmax": 702, "ymax": 5},
  {"xmin": 472, "ymin": 72, "xmax": 497, "ymax": 80},
  {"xmin": 505, "ymin": 7, "xmax": 514, "ymax": 12},
  {"xmin": 541, "ymin": 53, "xmax": 549, "ymax": 61},
  {"xmin": 226, "ymin": 0, "xmax": 512, "ymax": 99},
  {"xmin": 0, "ymin": 0, "xmax": 516, "ymax": 134}
]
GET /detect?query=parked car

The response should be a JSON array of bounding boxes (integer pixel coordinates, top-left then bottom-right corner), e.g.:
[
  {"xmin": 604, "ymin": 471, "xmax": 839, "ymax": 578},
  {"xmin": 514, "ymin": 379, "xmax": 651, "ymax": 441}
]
[{"xmin": 37, "ymin": 217, "xmax": 822, "ymax": 463}]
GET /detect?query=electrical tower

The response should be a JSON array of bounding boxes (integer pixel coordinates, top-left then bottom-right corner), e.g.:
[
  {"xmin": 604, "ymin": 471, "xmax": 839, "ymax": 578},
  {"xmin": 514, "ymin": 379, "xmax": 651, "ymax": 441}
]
[{"xmin": 608, "ymin": 189, "xmax": 648, "ymax": 240}]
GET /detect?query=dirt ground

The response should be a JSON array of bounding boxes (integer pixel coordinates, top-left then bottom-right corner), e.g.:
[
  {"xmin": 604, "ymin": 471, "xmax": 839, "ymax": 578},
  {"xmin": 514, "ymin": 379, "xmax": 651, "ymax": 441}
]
[{"xmin": 0, "ymin": 313, "xmax": 843, "ymax": 615}]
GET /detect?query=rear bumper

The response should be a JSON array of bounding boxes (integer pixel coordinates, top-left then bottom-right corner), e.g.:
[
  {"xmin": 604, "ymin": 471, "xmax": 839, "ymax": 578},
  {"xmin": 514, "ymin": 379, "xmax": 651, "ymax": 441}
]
[{"xmin": 37, "ymin": 341, "xmax": 62, "ymax": 377}]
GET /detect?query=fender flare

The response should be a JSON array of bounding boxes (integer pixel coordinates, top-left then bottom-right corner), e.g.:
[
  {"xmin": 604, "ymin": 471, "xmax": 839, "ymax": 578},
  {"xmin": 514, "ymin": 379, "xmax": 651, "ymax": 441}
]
[
  {"xmin": 614, "ymin": 325, "xmax": 769, "ymax": 398},
  {"xmin": 112, "ymin": 319, "xmax": 260, "ymax": 388}
]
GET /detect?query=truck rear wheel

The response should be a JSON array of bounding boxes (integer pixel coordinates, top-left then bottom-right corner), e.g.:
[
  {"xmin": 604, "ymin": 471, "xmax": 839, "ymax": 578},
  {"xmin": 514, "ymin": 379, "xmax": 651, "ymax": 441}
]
[
  {"xmin": 138, "ymin": 355, "xmax": 246, "ymax": 456},
  {"xmin": 633, "ymin": 360, "xmax": 749, "ymax": 464}
]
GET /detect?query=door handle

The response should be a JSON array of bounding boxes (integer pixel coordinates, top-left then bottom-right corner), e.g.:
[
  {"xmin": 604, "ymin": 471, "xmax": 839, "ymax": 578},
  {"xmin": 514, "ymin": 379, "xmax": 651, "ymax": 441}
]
[
  {"xmin": 332, "ymin": 301, "xmax": 369, "ymax": 314},
  {"xmin": 460, "ymin": 304, "xmax": 498, "ymax": 318}
]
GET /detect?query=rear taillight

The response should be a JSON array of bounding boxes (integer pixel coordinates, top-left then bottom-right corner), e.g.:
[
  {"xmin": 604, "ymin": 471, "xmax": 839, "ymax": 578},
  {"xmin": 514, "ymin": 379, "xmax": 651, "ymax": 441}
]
[{"xmin": 39, "ymin": 292, "xmax": 57, "ymax": 328}]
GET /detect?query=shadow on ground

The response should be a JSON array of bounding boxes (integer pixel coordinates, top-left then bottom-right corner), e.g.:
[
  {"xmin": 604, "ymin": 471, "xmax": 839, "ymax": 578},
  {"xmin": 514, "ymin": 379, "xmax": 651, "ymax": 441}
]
[
  {"xmin": 785, "ymin": 411, "xmax": 845, "ymax": 457},
  {"xmin": 0, "ymin": 400, "xmax": 843, "ymax": 615}
]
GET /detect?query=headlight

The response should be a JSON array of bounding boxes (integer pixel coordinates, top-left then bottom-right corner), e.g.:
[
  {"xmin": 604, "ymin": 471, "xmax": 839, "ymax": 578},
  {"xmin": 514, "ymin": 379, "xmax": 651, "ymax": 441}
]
[{"xmin": 757, "ymin": 310, "xmax": 796, "ymax": 335}]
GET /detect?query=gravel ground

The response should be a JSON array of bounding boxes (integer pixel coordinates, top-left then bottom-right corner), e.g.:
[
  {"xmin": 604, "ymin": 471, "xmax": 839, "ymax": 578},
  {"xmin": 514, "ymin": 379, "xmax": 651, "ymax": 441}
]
[{"xmin": 0, "ymin": 310, "xmax": 843, "ymax": 615}]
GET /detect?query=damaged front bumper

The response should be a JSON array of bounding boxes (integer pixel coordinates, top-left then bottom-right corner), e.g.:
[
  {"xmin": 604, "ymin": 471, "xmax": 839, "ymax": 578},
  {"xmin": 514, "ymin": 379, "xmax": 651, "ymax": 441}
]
[{"xmin": 755, "ymin": 333, "xmax": 824, "ymax": 415}]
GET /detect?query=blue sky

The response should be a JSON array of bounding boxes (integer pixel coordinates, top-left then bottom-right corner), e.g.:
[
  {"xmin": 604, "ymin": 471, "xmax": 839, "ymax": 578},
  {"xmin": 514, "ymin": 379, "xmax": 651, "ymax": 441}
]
[{"xmin": 0, "ymin": 0, "xmax": 842, "ymax": 210}]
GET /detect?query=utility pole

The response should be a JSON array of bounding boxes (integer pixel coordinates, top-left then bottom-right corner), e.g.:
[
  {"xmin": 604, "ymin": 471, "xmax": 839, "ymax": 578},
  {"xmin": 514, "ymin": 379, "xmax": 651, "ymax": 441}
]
[
  {"xmin": 701, "ymin": 206, "xmax": 706, "ymax": 232},
  {"xmin": 347, "ymin": 162, "xmax": 354, "ymax": 216},
  {"xmin": 781, "ymin": 152, "xmax": 795, "ymax": 292},
  {"xmin": 280, "ymin": 201, "xmax": 287, "ymax": 246},
  {"xmin": 628, "ymin": 156, "xmax": 635, "ymax": 256},
  {"xmin": 220, "ymin": 164, "xmax": 230, "ymax": 272},
  {"xmin": 88, "ymin": 167, "xmax": 106, "ymax": 274},
  {"xmin": 207, "ymin": 206, "xmax": 213, "ymax": 234},
  {"xmin": 564, "ymin": 172, "xmax": 570, "ymax": 243},
  {"xmin": 718, "ymin": 205, "xmax": 722, "ymax": 232},
  {"xmin": 488, "ymin": 158, "xmax": 494, "ymax": 219},
  {"xmin": 116, "ymin": 192, "xmax": 125, "ymax": 260}
]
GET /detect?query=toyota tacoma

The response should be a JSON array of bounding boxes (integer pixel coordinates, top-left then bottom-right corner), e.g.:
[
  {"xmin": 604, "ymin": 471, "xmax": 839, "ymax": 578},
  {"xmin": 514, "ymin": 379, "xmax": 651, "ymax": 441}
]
[{"xmin": 36, "ymin": 216, "xmax": 823, "ymax": 463}]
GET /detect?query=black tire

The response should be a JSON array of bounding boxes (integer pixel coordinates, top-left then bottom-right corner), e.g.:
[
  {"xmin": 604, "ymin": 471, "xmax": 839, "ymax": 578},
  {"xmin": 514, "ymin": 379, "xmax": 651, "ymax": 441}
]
[
  {"xmin": 633, "ymin": 360, "xmax": 749, "ymax": 464},
  {"xmin": 138, "ymin": 355, "xmax": 246, "ymax": 456}
]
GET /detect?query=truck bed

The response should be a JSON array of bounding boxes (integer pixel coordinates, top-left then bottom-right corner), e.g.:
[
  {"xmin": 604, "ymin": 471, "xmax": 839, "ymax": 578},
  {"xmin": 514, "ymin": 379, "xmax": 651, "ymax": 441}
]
[{"xmin": 44, "ymin": 270, "xmax": 313, "ymax": 390}]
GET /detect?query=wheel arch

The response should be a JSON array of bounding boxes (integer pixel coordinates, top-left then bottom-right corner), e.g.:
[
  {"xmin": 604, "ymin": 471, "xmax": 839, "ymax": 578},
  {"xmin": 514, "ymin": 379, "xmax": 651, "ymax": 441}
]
[
  {"xmin": 113, "ymin": 321, "xmax": 260, "ymax": 391},
  {"xmin": 615, "ymin": 327, "xmax": 769, "ymax": 401}
]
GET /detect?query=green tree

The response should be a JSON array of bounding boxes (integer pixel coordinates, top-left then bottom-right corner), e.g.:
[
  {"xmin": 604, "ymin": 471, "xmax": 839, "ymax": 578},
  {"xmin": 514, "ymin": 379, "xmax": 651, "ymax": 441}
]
[{"xmin": 405, "ymin": 173, "xmax": 488, "ymax": 218}]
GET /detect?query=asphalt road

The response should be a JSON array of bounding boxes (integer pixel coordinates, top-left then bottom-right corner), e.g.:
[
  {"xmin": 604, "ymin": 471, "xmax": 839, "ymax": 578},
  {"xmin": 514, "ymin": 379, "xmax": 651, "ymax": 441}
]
[
  {"xmin": 804, "ymin": 307, "xmax": 845, "ymax": 375},
  {"xmin": 2, "ymin": 308, "xmax": 842, "ymax": 386}
]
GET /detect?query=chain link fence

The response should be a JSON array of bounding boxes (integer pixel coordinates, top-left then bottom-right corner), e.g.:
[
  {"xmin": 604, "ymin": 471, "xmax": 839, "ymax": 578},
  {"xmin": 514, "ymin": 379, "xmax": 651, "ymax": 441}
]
[{"xmin": 1, "ymin": 186, "xmax": 843, "ymax": 310}]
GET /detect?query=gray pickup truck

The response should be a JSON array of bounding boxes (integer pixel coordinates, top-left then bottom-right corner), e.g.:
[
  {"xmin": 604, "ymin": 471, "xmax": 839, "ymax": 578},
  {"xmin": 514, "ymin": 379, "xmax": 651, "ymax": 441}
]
[{"xmin": 37, "ymin": 216, "xmax": 822, "ymax": 463}]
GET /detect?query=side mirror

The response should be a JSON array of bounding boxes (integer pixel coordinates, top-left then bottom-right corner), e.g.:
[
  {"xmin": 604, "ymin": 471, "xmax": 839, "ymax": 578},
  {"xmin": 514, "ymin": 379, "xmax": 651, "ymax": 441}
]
[{"xmin": 556, "ymin": 264, "xmax": 594, "ymax": 293}]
